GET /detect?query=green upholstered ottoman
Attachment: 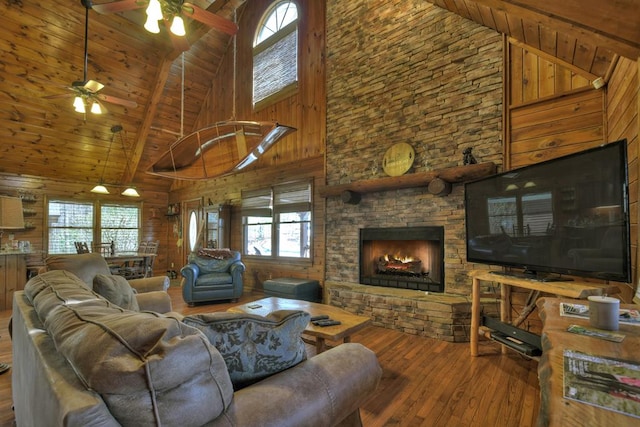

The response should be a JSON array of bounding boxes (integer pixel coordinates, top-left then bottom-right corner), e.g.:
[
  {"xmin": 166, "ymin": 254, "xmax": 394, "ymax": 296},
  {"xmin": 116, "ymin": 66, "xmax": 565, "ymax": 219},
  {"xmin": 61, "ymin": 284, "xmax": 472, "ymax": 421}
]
[{"xmin": 263, "ymin": 278, "xmax": 321, "ymax": 302}]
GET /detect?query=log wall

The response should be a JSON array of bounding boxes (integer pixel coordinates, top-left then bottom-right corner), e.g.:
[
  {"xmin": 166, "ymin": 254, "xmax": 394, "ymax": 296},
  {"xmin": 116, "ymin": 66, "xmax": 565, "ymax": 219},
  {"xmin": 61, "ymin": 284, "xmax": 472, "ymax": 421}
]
[
  {"xmin": 166, "ymin": 0, "xmax": 327, "ymax": 291},
  {"xmin": 0, "ymin": 174, "xmax": 169, "ymax": 275},
  {"xmin": 607, "ymin": 56, "xmax": 639, "ymax": 301}
]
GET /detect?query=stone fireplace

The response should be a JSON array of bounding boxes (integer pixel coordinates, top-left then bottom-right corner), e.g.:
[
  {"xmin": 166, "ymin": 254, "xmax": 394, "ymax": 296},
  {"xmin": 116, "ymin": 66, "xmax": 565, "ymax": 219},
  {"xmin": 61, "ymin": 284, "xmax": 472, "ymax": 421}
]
[
  {"xmin": 359, "ymin": 226, "xmax": 444, "ymax": 292},
  {"xmin": 323, "ymin": 1, "xmax": 504, "ymax": 341}
]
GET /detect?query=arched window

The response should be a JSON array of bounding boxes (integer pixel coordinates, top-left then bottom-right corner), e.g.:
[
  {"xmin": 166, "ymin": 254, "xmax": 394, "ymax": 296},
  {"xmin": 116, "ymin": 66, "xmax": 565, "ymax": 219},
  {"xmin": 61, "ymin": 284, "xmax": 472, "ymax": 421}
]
[{"xmin": 252, "ymin": 1, "xmax": 298, "ymax": 109}]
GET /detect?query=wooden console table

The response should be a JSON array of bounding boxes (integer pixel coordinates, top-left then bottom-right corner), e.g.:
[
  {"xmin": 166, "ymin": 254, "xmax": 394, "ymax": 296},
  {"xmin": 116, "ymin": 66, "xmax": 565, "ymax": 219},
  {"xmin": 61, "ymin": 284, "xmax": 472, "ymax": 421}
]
[
  {"xmin": 537, "ymin": 297, "xmax": 640, "ymax": 426},
  {"xmin": 469, "ymin": 270, "xmax": 620, "ymax": 356}
]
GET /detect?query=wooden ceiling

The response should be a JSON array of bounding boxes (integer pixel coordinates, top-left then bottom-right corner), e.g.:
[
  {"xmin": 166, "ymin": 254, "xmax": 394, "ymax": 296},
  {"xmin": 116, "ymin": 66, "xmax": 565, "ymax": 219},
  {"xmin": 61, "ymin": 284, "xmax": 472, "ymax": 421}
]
[
  {"xmin": 0, "ymin": 0, "xmax": 638, "ymax": 193},
  {"xmin": 0, "ymin": 0, "xmax": 244, "ymax": 192},
  {"xmin": 428, "ymin": 0, "xmax": 640, "ymax": 79}
]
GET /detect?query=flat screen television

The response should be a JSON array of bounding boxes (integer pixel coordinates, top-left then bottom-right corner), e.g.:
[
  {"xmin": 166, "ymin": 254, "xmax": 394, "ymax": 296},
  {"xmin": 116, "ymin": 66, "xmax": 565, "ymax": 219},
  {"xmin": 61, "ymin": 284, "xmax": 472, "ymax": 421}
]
[{"xmin": 464, "ymin": 139, "xmax": 631, "ymax": 283}]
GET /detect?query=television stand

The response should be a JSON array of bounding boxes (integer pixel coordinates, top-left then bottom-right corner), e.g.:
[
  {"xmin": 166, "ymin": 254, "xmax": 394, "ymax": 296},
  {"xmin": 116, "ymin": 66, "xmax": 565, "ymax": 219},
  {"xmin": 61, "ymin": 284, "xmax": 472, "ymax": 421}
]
[
  {"xmin": 468, "ymin": 270, "xmax": 620, "ymax": 357},
  {"xmin": 489, "ymin": 270, "xmax": 574, "ymax": 282}
]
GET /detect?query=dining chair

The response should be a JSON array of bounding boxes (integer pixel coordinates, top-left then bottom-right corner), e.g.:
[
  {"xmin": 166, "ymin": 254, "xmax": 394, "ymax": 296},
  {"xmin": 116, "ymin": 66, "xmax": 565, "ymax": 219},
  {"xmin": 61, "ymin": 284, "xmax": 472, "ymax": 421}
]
[
  {"xmin": 92, "ymin": 241, "xmax": 114, "ymax": 256},
  {"xmin": 74, "ymin": 242, "xmax": 90, "ymax": 254},
  {"xmin": 120, "ymin": 240, "xmax": 159, "ymax": 279},
  {"xmin": 144, "ymin": 240, "xmax": 159, "ymax": 277}
]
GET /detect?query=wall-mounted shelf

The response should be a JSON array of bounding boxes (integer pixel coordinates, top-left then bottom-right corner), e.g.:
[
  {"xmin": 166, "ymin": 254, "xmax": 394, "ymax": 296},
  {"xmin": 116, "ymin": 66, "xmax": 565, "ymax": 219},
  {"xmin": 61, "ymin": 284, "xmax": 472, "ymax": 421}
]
[
  {"xmin": 18, "ymin": 192, "xmax": 37, "ymax": 203},
  {"xmin": 319, "ymin": 162, "xmax": 497, "ymax": 202}
]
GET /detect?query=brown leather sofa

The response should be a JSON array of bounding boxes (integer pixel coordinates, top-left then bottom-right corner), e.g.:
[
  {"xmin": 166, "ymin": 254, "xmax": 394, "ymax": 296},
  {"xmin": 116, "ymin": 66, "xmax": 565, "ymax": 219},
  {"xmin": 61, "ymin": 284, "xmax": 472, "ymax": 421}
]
[
  {"xmin": 12, "ymin": 258, "xmax": 382, "ymax": 426},
  {"xmin": 43, "ymin": 252, "xmax": 173, "ymax": 313}
]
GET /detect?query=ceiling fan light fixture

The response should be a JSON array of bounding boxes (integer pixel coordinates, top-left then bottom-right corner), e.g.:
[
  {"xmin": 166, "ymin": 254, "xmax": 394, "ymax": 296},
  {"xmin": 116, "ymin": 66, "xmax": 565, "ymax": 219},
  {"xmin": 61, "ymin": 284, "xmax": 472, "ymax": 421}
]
[
  {"xmin": 90, "ymin": 101, "xmax": 102, "ymax": 114},
  {"xmin": 90, "ymin": 184, "xmax": 110, "ymax": 194},
  {"xmin": 145, "ymin": 0, "xmax": 163, "ymax": 20},
  {"xmin": 73, "ymin": 96, "xmax": 85, "ymax": 113},
  {"xmin": 144, "ymin": 15, "xmax": 161, "ymax": 33},
  {"xmin": 121, "ymin": 186, "xmax": 141, "ymax": 197},
  {"xmin": 170, "ymin": 15, "xmax": 186, "ymax": 36}
]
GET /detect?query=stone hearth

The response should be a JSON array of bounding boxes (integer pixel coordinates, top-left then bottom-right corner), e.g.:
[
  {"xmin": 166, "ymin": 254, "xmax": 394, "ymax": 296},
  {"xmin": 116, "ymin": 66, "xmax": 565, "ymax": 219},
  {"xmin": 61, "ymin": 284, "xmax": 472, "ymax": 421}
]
[{"xmin": 326, "ymin": 281, "xmax": 479, "ymax": 342}]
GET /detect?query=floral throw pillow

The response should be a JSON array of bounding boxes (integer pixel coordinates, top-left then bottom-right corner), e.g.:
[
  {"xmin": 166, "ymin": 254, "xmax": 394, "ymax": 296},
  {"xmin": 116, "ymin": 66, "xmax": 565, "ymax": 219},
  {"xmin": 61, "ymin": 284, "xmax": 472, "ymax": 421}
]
[{"xmin": 183, "ymin": 310, "xmax": 309, "ymax": 389}]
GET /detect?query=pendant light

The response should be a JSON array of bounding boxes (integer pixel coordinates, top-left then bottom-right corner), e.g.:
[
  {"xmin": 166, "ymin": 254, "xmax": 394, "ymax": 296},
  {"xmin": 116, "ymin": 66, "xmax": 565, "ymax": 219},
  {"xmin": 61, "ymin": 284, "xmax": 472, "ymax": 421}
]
[{"xmin": 91, "ymin": 126, "xmax": 117, "ymax": 194}]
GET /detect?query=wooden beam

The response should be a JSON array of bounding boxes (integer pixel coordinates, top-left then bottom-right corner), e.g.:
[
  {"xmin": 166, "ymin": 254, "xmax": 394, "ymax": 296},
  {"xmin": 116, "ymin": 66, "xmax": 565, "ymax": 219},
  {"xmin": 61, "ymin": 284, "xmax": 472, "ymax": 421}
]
[
  {"xmin": 123, "ymin": 57, "xmax": 174, "ymax": 184},
  {"xmin": 508, "ymin": 37, "xmax": 599, "ymax": 80},
  {"xmin": 319, "ymin": 162, "xmax": 497, "ymax": 198}
]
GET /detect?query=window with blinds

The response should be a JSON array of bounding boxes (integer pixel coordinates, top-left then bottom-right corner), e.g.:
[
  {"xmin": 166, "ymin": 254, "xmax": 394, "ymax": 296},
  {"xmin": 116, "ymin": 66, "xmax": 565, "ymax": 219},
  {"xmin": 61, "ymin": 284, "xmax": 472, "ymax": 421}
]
[
  {"xmin": 47, "ymin": 199, "xmax": 141, "ymax": 254},
  {"xmin": 48, "ymin": 200, "xmax": 94, "ymax": 254},
  {"xmin": 242, "ymin": 181, "xmax": 312, "ymax": 259},
  {"xmin": 101, "ymin": 204, "xmax": 140, "ymax": 252},
  {"xmin": 252, "ymin": 1, "xmax": 298, "ymax": 109}
]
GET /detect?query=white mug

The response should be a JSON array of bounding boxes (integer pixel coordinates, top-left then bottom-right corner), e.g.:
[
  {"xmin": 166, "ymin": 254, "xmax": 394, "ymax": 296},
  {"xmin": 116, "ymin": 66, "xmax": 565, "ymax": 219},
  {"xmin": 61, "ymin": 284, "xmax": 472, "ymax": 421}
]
[{"xmin": 588, "ymin": 296, "xmax": 620, "ymax": 331}]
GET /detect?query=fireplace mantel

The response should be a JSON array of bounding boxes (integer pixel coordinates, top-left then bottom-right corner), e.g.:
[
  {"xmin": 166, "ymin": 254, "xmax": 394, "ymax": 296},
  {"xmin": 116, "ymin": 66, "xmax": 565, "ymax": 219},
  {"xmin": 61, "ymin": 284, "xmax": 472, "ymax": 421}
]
[{"xmin": 319, "ymin": 162, "xmax": 496, "ymax": 200}]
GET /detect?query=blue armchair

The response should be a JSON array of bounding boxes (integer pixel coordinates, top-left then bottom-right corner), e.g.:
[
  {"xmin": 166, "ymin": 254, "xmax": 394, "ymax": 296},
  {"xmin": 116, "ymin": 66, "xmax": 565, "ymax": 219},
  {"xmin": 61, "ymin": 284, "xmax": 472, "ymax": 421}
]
[{"xmin": 181, "ymin": 250, "xmax": 245, "ymax": 305}]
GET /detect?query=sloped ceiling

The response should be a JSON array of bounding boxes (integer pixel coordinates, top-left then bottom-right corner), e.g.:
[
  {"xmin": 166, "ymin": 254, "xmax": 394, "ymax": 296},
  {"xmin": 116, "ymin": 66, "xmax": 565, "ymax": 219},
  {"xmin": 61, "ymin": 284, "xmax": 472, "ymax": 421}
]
[
  {"xmin": 0, "ymin": 0, "xmax": 244, "ymax": 193},
  {"xmin": 0, "ymin": 0, "xmax": 637, "ymax": 193},
  {"xmin": 427, "ymin": 0, "xmax": 640, "ymax": 77}
]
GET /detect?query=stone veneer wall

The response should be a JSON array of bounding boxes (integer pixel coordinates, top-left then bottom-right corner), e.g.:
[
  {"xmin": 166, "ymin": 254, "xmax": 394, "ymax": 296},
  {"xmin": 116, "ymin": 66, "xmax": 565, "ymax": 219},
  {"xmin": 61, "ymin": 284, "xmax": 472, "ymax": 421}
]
[{"xmin": 324, "ymin": 1, "xmax": 504, "ymax": 337}]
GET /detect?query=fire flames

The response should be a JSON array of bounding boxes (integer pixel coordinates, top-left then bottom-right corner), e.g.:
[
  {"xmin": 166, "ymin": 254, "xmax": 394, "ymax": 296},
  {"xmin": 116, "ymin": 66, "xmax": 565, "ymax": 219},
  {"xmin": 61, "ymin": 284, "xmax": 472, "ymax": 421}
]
[
  {"xmin": 382, "ymin": 253, "xmax": 415, "ymax": 263},
  {"xmin": 377, "ymin": 253, "xmax": 422, "ymax": 275}
]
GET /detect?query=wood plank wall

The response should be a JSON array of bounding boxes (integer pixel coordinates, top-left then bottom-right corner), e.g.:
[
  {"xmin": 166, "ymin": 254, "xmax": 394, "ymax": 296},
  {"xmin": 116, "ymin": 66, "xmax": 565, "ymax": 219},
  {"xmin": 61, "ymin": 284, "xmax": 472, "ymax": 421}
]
[
  {"xmin": 170, "ymin": 156, "xmax": 324, "ymax": 291},
  {"xmin": 505, "ymin": 40, "xmax": 639, "ymax": 308},
  {"xmin": 607, "ymin": 56, "xmax": 639, "ymax": 302},
  {"xmin": 188, "ymin": 0, "xmax": 326, "ymax": 168},
  {"xmin": 0, "ymin": 173, "xmax": 169, "ymax": 274},
  {"xmin": 167, "ymin": 0, "xmax": 327, "ymax": 292}
]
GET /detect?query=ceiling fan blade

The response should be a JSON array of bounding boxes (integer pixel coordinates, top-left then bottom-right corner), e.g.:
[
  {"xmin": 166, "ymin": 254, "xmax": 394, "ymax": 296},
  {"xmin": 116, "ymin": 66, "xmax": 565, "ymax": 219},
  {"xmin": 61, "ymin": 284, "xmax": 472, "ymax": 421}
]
[
  {"xmin": 84, "ymin": 79, "xmax": 105, "ymax": 93},
  {"xmin": 181, "ymin": 3, "xmax": 238, "ymax": 35},
  {"xmin": 42, "ymin": 93, "xmax": 75, "ymax": 100},
  {"xmin": 91, "ymin": 0, "xmax": 147, "ymax": 14},
  {"xmin": 96, "ymin": 93, "xmax": 138, "ymax": 109}
]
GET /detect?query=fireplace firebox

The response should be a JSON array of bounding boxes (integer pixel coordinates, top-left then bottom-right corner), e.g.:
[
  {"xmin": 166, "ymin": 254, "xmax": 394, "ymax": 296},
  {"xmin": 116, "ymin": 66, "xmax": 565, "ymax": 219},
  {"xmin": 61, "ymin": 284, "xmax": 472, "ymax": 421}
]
[{"xmin": 359, "ymin": 226, "xmax": 445, "ymax": 292}]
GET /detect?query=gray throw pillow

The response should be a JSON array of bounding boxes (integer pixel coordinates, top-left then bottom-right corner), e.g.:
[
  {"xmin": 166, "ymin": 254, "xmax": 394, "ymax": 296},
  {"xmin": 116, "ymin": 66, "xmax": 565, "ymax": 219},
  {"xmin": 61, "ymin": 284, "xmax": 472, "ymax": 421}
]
[
  {"xmin": 93, "ymin": 274, "xmax": 140, "ymax": 311},
  {"xmin": 183, "ymin": 310, "xmax": 309, "ymax": 389}
]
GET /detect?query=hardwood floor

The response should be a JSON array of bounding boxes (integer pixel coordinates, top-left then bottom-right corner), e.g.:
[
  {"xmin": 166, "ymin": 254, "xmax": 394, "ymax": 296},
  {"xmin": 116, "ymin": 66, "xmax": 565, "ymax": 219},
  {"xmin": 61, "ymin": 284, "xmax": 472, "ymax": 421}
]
[{"xmin": 0, "ymin": 287, "xmax": 540, "ymax": 426}]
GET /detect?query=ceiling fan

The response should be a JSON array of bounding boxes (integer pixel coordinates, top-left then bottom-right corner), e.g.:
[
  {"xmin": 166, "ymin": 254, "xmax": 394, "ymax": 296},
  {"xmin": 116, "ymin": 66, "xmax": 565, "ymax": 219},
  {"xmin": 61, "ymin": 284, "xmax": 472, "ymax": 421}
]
[
  {"xmin": 91, "ymin": 0, "xmax": 238, "ymax": 43},
  {"xmin": 44, "ymin": 0, "xmax": 138, "ymax": 115}
]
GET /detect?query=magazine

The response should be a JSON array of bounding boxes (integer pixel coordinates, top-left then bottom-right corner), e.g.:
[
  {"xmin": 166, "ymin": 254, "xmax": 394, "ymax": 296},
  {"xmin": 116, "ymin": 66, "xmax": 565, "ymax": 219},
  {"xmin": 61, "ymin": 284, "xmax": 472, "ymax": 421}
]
[
  {"xmin": 560, "ymin": 302, "xmax": 640, "ymax": 326},
  {"xmin": 564, "ymin": 349, "xmax": 640, "ymax": 418},
  {"xmin": 567, "ymin": 324, "xmax": 625, "ymax": 342}
]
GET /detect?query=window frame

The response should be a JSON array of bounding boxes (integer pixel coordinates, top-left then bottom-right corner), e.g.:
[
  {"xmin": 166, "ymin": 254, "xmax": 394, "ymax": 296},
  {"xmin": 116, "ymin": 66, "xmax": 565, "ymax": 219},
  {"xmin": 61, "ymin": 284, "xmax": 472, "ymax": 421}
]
[
  {"xmin": 100, "ymin": 203, "xmax": 142, "ymax": 253},
  {"xmin": 46, "ymin": 198, "xmax": 142, "ymax": 255},
  {"xmin": 252, "ymin": 1, "xmax": 299, "ymax": 111},
  {"xmin": 241, "ymin": 180, "xmax": 312, "ymax": 262}
]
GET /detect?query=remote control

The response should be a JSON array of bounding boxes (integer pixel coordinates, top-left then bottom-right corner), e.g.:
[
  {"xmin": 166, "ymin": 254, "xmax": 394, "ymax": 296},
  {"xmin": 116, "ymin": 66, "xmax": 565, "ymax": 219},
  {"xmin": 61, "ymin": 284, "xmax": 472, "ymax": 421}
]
[
  {"xmin": 314, "ymin": 319, "xmax": 341, "ymax": 327},
  {"xmin": 310, "ymin": 315, "xmax": 329, "ymax": 321}
]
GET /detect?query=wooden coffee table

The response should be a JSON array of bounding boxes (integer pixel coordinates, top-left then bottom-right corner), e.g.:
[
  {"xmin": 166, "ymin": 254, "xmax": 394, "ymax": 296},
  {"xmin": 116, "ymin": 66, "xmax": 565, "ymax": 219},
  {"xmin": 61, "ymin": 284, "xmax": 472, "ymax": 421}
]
[{"xmin": 229, "ymin": 297, "xmax": 371, "ymax": 353}]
